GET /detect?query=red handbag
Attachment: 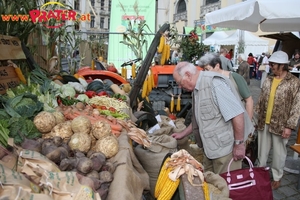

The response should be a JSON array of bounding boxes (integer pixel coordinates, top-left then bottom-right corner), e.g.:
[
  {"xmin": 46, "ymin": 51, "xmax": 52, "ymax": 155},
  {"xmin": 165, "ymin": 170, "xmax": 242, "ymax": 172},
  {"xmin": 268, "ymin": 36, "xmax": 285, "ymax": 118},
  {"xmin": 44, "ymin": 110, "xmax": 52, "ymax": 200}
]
[{"xmin": 220, "ymin": 156, "xmax": 273, "ymax": 200}]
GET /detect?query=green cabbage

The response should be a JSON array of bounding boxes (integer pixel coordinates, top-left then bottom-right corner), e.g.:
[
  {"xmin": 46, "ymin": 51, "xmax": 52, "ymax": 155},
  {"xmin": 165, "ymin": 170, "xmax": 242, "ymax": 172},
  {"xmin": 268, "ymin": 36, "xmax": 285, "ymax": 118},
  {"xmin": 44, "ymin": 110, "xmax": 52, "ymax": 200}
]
[
  {"xmin": 76, "ymin": 94, "xmax": 89, "ymax": 103},
  {"xmin": 60, "ymin": 84, "xmax": 76, "ymax": 98}
]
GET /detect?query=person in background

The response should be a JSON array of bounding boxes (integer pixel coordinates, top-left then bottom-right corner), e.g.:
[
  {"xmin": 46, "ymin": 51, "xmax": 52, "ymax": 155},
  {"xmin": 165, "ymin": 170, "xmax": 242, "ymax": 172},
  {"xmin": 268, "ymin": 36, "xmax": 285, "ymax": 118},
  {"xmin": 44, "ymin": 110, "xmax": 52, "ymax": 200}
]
[
  {"xmin": 172, "ymin": 53, "xmax": 180, "ymax": 64},
  {"xmin": 260, "ymin": 52, "xmax": 270, "ymax": 88},
  {"xmin": 288, "ymin": 50, "xmax": 300, "ymax": 70},
  {"xmin": 237, "ymin": 53, "xmax": 250, "ymax": 85},
  {"xmin": 172, "ymin": 58, "xmax": 253, "ymax": 174},
  {"xmin": 220, "ymin": 48, "xmax": 234, "ymax": 71},
  {"xmin": 247, "ymin": 53, "xmax": 257, "ymax": 79},
  {"xmin": 226, "ymin": 49, "xmax": 234, "ymax": 60},
  {"xmin": 255, "ymin": 50, "xmax": 300, "ymax": 190}
]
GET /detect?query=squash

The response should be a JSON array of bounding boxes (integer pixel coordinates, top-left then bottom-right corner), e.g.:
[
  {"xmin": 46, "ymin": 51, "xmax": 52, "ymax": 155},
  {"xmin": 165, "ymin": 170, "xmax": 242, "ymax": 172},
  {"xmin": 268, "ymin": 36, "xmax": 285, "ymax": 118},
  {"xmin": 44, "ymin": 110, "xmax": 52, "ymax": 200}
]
[{"xmin": 87, "ymin": 81, "xmax": 104, "ymax": 91}]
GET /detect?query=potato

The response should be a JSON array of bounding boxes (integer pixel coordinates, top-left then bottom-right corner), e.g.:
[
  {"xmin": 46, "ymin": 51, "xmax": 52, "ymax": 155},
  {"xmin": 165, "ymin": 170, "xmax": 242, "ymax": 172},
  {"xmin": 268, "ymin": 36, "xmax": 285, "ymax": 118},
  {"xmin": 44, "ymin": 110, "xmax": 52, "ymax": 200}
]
[{"xmin": 33, "ymin": 111, "xmax": 56, "ymax": 133}]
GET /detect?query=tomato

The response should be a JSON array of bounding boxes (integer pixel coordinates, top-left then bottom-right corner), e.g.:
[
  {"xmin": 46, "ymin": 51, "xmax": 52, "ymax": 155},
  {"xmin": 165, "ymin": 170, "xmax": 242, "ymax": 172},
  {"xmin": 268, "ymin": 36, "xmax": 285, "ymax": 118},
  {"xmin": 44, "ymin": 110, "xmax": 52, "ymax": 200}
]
[
  {"xmin": 99, "ymin": 106, "xmax": 107, "ymax": 110},
  {"xmin": 108, "ymin": 107, "xmax": 116, "ymax": 113},
  {"xmin": 97, "ymin": 91, "xmax": 107, "ymax": 96}
]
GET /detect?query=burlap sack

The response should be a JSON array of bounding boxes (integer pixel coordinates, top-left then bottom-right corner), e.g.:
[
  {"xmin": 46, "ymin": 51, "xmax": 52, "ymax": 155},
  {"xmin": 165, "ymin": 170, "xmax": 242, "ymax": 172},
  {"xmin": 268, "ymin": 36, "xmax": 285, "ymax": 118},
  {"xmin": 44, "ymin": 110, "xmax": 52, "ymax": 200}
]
[
  {"xmin": 134, "ymin": 134, "xmax": 177, "ymax": 199},
  {"xmin": 0, "ymin": 186, "xmax": 53, "ymax": 200},
  {"xmin": 16, "ymin": 149, "xmax": 60, "ymax": 184},
  {"xmin": 0, "ymin": 163, "xmax": 41, "ymax": 193},
  {"xmin": 39, "ymin": 170, "xmax": 100, "ymax": 200},
  {"xmin": 106, "ymin": 131, "xmax": 150, "ymax": 200}
]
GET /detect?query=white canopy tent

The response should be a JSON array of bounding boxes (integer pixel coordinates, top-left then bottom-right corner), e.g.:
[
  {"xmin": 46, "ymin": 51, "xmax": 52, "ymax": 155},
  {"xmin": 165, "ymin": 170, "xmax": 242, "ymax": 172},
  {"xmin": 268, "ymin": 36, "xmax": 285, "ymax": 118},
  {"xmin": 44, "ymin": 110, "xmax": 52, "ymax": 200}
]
[
  {"xmin": 215, "ymin": 30, "xmax": 269, "ymax": 60},
  {"xmin": 203, "ymin": 31, "xmax": 229, "ymax": 46}
]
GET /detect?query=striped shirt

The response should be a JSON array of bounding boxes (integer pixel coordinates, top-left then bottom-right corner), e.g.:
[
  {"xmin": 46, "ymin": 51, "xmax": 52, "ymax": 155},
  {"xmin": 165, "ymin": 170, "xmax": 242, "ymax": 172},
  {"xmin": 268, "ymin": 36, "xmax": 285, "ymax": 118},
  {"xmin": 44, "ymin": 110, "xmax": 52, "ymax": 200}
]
[{"xmin": 211, "ymin": 77, "xmax": 244, "ymax": 122}]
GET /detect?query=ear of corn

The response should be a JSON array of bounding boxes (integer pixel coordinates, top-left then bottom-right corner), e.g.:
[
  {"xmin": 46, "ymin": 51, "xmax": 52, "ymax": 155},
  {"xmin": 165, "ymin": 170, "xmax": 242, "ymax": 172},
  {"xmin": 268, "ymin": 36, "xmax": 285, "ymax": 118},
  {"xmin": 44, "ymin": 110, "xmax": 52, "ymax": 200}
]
[
  {"xmin": 91, "ymin": 59, "xmax": 95, "ymax": 70},
  {"xmin": 176, "ymin": 94, "xmax": 181, "ymax": 112},
  {"xmin": 202, "ymin": 182, "xmax": 210, "ymax": 200},
  {"xmin": 155, "ymin": 157, "xmax": 180, "ymax": 200},
  {"xmin": 124, "ymin": 67, "xmax": 127, "ymax": 79},
  {"xmin": 131, "ymin": 63, "xmax": 136, "ymax": 79},
  {"xmin": 121, "ymin": 67, "xmax": 127, "ymax": 79},
  {"xmin": 157, "ymin": 36, "xmax": 165, "ymax": 53},
  {"xmin": 147, "ymin": 73, "xmax": 152, "ymax": 96},
  {"xmin": 142, "ymin": 77, "xmax": 148, "ymax": 98},
  {"xmin": 170, "ymin": 95, "xmax": 174, "ymax": 113},
  {"xmin": 14, "ymin": 67, "xmax": 27, "ymax": 84},
  {"xmin": 150, "ymin": 68, "xmax": 155, "ymax": 88},
  {"xmin": 165, "ymin": 44, "xmax": 170, "ymax": 63}
]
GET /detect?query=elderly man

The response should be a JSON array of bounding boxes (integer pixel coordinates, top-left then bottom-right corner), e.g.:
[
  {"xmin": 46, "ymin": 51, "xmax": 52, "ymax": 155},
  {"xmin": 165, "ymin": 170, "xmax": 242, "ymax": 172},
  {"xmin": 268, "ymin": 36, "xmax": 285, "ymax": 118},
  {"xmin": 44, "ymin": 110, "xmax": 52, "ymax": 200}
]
[
  {"xmin": 172, "ymin": 58, "xmax": 253, "ymax": 174},
  {"xmin": 220, "ymin": 48, "xmax": 234, "ymax": 72}
]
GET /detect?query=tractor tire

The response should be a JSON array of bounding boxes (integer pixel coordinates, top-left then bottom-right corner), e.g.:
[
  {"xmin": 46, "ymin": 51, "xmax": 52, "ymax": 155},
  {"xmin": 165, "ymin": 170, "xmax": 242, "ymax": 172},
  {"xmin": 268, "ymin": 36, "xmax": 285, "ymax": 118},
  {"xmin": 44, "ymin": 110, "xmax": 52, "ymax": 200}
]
[{"xmin": 134, "ymin": 111, "xmax": 158, "ymax": 131}]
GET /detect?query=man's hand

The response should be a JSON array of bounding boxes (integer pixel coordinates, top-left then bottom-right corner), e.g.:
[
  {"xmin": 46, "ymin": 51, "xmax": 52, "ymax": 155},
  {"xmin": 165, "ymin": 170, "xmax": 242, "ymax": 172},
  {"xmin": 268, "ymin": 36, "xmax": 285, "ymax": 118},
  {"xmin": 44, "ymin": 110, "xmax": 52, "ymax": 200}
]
[
  {"xmin": 233, "ymin": 143, "xmax": 246, "ymax": 161},
  {"xmin": 171, "ymin": 132, "xmax": 186, "ymax": 140}
]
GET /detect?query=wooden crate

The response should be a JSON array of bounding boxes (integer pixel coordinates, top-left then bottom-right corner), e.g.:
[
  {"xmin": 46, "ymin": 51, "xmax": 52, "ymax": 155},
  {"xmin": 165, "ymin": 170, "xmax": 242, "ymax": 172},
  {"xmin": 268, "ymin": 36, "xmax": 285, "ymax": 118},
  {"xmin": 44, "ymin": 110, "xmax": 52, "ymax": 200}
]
[{"xmin": 0, "ymin": 65, "xmax": 20, "ymax": 94}]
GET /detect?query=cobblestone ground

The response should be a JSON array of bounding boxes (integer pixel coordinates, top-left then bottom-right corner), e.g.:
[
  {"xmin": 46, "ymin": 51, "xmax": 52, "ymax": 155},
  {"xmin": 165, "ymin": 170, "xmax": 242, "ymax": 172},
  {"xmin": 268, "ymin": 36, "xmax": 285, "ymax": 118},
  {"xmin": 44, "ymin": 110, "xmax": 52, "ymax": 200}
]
[{"xmin": 249, "ymin": 78, "xmax": 300, "ymax": 200}]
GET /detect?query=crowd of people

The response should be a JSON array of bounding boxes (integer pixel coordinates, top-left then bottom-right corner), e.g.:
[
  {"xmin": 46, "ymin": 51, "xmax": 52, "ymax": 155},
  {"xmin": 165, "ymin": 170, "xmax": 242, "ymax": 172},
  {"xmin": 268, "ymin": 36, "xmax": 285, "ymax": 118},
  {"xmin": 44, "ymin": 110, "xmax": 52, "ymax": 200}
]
[{"xmin": 171, "ymin": 50, "xmax": 300, "ymax": 190}]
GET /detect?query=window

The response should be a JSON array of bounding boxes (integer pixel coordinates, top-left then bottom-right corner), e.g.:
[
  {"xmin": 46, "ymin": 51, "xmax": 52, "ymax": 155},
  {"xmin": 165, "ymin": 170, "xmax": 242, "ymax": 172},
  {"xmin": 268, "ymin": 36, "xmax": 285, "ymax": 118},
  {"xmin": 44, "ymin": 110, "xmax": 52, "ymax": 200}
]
[
  {"xmin": 108, "ymin": 18, "xmax": 110, "ymax": 29},
  {"xmin": 100, "ymin": 17, "xmax": 104, "ymax": 29},
  {"xmin": 74, "ymin": 0, "xmax": 80, "ymax": 10},
  {"xmin": 101, "ymin": 0, "xmax": 104, "ymax": 10},
  {"xmin": 206, "ymin": 0, "xmax": 219, "ymax": 5},
  {"xmin": 90, "ymin": 16, "xmax": 95, "ymax": 28},
  {"xmin": 109, "ymin": 0, "xmax": 111, "ymax": 11},
  {"xmin": 177, "ymin": 0, "xmax": 186, "ymax": 13},
  {"xmin": 91, "ymin": 0, "xmax": 95, "ymax": 7}
]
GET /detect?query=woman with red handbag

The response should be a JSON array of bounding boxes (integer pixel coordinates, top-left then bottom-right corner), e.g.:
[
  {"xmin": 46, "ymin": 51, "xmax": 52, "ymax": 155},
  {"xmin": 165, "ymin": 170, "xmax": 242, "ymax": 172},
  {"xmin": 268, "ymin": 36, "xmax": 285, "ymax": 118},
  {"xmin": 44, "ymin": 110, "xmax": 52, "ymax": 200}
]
[{"xmin": 255, "ymin": 51, "xmax": 300, "ymax": 190}]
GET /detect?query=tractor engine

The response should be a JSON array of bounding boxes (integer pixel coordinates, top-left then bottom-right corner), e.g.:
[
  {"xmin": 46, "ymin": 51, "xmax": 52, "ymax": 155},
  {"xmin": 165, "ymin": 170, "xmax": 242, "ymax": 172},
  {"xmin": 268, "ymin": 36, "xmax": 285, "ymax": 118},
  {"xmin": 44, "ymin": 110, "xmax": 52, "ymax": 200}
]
[{"xmin": 149, "ymin": 65, "xmax": 193, "ymax": 115}]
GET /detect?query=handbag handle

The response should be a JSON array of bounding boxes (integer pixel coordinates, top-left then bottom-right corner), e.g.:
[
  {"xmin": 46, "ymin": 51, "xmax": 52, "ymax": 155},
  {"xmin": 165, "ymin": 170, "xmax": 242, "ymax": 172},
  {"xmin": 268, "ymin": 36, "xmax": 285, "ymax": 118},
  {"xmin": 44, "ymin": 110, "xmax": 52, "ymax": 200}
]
[{"xmin": 224, "ymin": 156, "xmax": 254, "ymax": 183}]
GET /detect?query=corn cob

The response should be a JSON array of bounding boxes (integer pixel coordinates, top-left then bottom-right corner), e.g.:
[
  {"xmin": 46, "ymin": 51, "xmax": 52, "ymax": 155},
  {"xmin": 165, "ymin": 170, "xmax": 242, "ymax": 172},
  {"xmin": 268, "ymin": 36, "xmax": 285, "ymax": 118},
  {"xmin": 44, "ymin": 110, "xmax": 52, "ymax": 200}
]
[
  {"xmin": 121, "ymin": 67, "xmax": 126, "ymax": 78},
  {"xmin": 91, "ymin": 59, "xmax": 95, "ymax": 70},
  {"xmin": 147, "ymin": 74, "xmax": 152, "ymax": 96},
  {"xmin": 203, "ymin": 182, "xmax": 210, "ymax": 200},
  {"xmin": 155, "ymin": 157, "xmax": 180, "ymax": 200},
  {"xmin": 150, "ymin": 68, "xmax": 155, "ymax": 88},
  {"xmin": 124, "ymin": 67, "xmax": 127, "ymax": 79},
  {"xmin": 165, "ymin": 44, "xmax": 170, "ymax": 63},
  {"xmin": 14, "ymin": 67, "xmax": 27, "ymax": 84},
  {"xmin": 176, "ymin": 94, "xmax": 181, "ymax": 112},
  {"xmin": 160, "ymin": 42, "xmax": 168, "ymax": 65},
  {"xmin": 170, "ymin": 95, "xmax": 174, "ymax": 113},
  {"xmin": 157, "ymin": 35, "xmax": 165, "ymax": 53},
  {"xmin": 142, "ymin": 77, "xmax": 148, "ymax": 98},
  {"xmin": 131, "ymin": 63, "xmax": 136, "ymax": 79}
]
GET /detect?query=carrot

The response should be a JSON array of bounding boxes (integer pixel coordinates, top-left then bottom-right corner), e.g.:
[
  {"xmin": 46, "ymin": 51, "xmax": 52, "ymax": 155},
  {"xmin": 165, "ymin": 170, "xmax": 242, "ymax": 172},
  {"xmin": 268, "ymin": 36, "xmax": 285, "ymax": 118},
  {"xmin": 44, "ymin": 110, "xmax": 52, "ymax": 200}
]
[
  {"xmin": 111, "ymin": 129, "xmax": 121, "ymax": 138},
  {"xmin": 61, "ymin": 105, "xmax": 123, "ymax": 132}
]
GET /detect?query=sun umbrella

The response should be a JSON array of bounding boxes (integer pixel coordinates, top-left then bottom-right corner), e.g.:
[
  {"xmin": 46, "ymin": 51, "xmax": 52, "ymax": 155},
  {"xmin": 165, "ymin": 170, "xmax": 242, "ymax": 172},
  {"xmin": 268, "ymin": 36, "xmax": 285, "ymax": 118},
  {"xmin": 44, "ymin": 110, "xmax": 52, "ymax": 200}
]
[{"xmin": 205, "ymin": 0, "xmax": 300, "ymax": 32}]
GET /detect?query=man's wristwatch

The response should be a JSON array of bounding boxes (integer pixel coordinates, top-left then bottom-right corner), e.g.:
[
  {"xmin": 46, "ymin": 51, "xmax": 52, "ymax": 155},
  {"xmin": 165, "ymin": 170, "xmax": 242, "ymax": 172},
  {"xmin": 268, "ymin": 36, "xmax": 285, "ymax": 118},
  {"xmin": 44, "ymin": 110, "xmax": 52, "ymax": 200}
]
[{"xmin": 234, "ymin": 140, "xmax": 244, "ymax": 145}]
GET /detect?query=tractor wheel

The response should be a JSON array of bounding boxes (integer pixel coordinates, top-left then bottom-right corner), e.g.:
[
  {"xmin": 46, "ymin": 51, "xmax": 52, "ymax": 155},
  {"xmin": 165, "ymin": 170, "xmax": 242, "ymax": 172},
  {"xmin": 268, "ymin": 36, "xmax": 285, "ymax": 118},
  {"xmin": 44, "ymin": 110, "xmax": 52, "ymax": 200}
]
[
  {"xmin": 134, "ymin": 111, "xmax": 158, "ymax": 131},
  {"xmin": 184, "ymin": 109, "xmax": 193, "ymax": 127}
]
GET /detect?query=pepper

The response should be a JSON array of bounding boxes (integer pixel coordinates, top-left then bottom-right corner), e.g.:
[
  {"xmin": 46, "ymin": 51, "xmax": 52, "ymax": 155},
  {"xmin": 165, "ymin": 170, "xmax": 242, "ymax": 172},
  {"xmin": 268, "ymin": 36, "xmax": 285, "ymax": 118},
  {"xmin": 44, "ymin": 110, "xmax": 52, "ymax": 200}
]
[{"xmin": 85, "ymin": 91, "xmax": 96, "ymax": 98}]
